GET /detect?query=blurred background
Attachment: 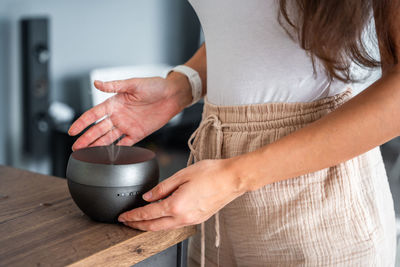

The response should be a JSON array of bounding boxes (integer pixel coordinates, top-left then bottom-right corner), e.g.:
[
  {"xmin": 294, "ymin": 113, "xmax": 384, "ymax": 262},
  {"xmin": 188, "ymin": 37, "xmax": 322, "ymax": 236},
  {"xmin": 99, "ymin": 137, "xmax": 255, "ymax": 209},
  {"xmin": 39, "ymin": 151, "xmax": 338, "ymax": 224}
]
[
  {"xmin": 0, "ymin": 0, "xmax": 204, "ymax": 179},
  {"xmin": 0, "ymin": 0, "xmax": 398, "ymax": 265}
]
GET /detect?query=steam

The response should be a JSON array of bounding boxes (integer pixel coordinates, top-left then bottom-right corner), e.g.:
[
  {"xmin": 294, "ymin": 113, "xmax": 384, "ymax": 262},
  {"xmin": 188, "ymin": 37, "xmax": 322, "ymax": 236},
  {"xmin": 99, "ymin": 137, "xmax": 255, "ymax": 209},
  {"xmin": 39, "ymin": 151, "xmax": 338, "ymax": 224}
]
[
  {"xmin": 106, "ymin": 82, "xmax": 121, "ymax": 164},
  {"xmin": 93, "ymin": 80, "xmax": 121, "ymax": 164},
  {"xmin": 108, "ymin": 143, "xmax": 120, "ymax": 164}
]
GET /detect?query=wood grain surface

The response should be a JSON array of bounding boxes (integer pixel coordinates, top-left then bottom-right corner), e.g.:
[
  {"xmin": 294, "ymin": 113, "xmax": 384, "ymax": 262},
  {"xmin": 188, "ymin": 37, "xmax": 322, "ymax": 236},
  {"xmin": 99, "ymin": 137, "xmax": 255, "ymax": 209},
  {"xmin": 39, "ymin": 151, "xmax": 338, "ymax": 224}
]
[{"xmin": 0, "ymin": 165, "xmax": 195, "ymax": 267}]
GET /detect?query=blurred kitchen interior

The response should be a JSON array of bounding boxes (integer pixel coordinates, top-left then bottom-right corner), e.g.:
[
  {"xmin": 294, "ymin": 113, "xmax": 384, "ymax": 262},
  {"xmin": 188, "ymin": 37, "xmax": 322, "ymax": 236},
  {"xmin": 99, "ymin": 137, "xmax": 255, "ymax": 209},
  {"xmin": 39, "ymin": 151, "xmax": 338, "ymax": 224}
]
[
  {"xmin": 0, "ymin": 0, "xmax": 399, "ymax": 263},
  {"xmin": 0, "ymin": 0, "xmax": 204, "ymax": 180}
]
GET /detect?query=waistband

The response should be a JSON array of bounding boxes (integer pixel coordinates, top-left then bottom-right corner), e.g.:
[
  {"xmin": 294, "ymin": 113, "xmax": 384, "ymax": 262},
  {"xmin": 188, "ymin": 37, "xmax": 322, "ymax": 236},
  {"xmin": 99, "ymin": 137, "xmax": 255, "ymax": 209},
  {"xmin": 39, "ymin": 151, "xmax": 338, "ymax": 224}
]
[{"xmin": 202, "ymin": 88, "xmax": 352, "ymax": 130}]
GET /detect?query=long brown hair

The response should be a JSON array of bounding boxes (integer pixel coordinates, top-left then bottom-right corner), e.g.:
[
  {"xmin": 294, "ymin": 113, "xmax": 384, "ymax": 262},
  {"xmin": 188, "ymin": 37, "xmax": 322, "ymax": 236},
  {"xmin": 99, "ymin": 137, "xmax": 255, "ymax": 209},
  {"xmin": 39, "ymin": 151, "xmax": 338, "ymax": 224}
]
[{"xmin": 278, "ymin": 0, "xmax": 399, "ymax": 82}]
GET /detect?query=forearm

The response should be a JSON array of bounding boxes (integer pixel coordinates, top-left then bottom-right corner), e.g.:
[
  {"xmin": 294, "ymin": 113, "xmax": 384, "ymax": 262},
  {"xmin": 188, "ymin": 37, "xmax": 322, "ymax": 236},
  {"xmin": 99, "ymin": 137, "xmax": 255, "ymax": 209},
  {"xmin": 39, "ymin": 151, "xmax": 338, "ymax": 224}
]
[
  {"xmin": 166, "ymin": 42, "xmax": 207, "ymax": 110},
  {"xmin": 229, "ymin": 66, "xmax": 400, "ymax": 192},
  {"xmin": 184, "ymin": 42, "xmax": 207, "ymax": 96}
]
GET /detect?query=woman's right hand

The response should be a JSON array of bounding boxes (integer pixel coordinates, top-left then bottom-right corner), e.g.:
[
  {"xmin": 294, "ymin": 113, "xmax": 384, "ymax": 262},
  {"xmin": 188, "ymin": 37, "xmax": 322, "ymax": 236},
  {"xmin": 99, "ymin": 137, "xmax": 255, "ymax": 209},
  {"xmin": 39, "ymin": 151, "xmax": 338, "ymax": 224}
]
[{"xmin": 68, "ymin": 73, "xmax": 192, "ymax": 151}]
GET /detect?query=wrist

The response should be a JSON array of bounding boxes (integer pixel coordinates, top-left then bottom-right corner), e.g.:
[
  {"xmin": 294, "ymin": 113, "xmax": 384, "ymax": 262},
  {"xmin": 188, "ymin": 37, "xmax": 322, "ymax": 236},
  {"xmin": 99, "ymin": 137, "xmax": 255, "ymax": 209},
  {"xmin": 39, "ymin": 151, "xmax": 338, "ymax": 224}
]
[
  {"xmin": 165, "ymin": 71, "xmax": 193, "ymax": 112},
  {"xmin": 222, "ymin": 156, "xmax": 255, "ymax": 194},
  {"xmin": 224, "ymin": 149, "xmax": 270, "ymax": 193}
]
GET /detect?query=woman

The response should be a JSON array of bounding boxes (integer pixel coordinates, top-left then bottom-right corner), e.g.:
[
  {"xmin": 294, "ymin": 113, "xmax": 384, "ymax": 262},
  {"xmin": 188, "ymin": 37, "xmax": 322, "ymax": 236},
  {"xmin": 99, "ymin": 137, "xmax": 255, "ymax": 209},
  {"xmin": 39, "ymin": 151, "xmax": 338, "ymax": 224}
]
[{"xmin": 69, "ymin": 0, "xmax": 399, "ymax": 266}]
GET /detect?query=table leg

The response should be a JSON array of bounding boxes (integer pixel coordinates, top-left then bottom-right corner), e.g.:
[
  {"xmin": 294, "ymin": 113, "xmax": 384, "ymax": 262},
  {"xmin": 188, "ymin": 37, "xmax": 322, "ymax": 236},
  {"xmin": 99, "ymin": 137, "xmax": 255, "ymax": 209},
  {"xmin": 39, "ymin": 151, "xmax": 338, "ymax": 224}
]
[{"xmin": 176, "ymin": 239, "xmax": 188, "ymax": 267}]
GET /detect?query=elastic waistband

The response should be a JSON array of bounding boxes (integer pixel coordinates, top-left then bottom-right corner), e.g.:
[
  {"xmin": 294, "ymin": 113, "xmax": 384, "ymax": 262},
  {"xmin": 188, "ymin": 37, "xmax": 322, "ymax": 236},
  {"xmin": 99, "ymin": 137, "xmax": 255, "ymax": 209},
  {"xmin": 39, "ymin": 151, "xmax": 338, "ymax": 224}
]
[{"xmin": 202, "ymin": 88, "xmax": 352, "ymax": 131}]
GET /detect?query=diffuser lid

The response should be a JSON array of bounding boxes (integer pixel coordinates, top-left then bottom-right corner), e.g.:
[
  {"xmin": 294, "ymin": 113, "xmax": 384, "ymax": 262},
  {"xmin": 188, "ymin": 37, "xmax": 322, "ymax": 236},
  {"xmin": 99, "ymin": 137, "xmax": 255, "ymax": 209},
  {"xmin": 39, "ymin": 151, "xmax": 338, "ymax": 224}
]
[
  {"xmin": 66, "ymin": 146, "xmax": 159, "ymax": 187},
  {"xmin": 71, "ymin": 145, "xmax": 155, "ymax": 165}
]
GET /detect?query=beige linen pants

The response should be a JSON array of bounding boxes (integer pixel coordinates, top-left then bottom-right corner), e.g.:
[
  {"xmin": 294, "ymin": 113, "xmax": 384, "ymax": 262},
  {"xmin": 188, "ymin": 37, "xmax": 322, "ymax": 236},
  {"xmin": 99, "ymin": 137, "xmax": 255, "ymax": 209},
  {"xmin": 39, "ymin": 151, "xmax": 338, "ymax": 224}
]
[{"xmin": 187, "ymin": 89, "xmax": 396, "ymax": 267}]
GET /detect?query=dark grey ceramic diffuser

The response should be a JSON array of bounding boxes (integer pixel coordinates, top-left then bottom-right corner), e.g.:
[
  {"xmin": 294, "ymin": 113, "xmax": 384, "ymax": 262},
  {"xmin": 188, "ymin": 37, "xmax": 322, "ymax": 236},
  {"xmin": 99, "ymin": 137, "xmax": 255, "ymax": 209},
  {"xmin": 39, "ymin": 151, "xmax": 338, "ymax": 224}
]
[{"xmin": 66, "ymin": 145, "xmax": 159, "ymax": 223}]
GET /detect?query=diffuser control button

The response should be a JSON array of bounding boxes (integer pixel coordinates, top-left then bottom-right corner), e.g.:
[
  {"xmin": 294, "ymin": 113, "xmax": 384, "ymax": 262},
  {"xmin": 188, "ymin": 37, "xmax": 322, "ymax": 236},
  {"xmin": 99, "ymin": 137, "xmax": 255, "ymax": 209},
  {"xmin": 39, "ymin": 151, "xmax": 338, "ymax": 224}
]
[{"xmin": 117, "ymin": 191, "xmax": 139, "ymax": 197}]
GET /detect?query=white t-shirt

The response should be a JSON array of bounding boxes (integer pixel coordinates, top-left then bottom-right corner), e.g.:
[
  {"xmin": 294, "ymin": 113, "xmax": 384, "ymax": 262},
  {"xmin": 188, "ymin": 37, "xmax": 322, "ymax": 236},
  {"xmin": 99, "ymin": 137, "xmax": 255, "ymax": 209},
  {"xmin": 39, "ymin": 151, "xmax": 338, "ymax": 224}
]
[{"xmin": 188, "ymin": 0, "xmax": 379, "ymax": 106}]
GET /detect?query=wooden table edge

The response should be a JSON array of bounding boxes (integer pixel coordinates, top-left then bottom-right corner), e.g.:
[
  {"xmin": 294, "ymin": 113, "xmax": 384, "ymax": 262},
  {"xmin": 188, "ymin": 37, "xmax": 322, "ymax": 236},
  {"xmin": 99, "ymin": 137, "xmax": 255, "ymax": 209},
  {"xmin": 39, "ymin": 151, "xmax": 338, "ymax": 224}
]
[{"xmin": 68, "ymin": 225, "xmax": 196, "ymax": 267}]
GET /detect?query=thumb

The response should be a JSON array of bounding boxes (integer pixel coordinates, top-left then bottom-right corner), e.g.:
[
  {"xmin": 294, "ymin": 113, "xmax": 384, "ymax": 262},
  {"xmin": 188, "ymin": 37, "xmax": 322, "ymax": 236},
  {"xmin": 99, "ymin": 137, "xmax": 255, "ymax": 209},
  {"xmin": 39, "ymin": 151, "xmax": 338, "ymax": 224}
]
[
  {"xmin": 143, "ymin": 175, "xmax": 185, "ymax": 202},
  {"xmin": 94, "ymin": 78, "xmax": 140, "ymax": 93}
]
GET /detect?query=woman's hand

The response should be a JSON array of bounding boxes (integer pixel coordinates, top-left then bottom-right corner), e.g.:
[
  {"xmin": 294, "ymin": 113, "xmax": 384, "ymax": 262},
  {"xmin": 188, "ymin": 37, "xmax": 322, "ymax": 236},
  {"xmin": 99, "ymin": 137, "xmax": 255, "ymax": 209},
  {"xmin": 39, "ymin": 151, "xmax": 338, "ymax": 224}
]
[
  {"xmin": 68, "ymin": 73, "xmax": 192, "ymax": 150},
  {"xmin": 118, "ymin": 158, "xmax": 247, "ymax": 231}
]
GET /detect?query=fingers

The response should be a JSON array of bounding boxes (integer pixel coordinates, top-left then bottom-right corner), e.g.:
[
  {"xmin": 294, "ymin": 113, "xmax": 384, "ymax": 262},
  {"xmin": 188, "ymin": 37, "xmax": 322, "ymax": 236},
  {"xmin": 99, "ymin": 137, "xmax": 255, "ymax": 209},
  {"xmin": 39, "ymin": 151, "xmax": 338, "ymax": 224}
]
[
  {"xmin": 71, "ymin": 117, "xmax": 113, "ymax": 151},
  {"xmin": 69, "ymin": 78, "xmax": 142, "ymax": 137},
  {"xmin": 111, "ymin": 115, "xmax": 146, "ymax": 145},
  {"xmin": 94, "ymin": 78, "xmax": 141, "ymax": 93},
  {"xmin": 118, "ymin": 174, "xmax": 189, "ymax": 222},
  {"xmin": 142, "ymin": 175, "xmax": 185, "ymax": 202},
  {"xmin": 89, "ymin": 127, "xmax": 123, "ymax": 147},
  {"xmin": 68, "ymin": 101, "xmax": 109, "ymax": 136},
  {"xmin": 116, "ymin": 136, "xmax": 136, "ymax": 146},
  {"xmin": 118, "ymin": 200, "xmax": 171, "ymax": 222},
  {"xmin": 123, "ymin": 217, "xmax": 180, "ymax": 232}
]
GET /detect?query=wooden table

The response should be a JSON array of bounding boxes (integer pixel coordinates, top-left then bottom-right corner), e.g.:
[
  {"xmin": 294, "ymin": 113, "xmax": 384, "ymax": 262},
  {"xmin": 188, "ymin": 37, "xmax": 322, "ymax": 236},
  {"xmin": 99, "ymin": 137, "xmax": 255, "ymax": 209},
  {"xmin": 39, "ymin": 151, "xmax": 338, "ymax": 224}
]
[{"xmin": 0, "ymin": 165, "xmax": 196, "ymax": 266}]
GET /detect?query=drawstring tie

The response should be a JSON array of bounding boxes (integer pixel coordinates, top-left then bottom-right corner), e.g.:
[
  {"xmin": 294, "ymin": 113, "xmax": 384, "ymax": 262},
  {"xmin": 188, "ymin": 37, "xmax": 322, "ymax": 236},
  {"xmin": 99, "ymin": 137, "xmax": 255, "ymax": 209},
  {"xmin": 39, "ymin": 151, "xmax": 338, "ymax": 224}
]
[{"xmin": 187, "ymin": 113, "xmax": 227, "ymax": 267}]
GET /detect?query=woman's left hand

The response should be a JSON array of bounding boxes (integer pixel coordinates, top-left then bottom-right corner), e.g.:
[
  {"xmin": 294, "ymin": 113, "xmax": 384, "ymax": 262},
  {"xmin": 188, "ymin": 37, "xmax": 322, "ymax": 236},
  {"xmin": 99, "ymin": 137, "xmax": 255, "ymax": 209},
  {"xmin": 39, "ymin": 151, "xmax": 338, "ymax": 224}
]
[{"xmin": 118, "ymin": 158, "xmax": 247, "ymax": 231}]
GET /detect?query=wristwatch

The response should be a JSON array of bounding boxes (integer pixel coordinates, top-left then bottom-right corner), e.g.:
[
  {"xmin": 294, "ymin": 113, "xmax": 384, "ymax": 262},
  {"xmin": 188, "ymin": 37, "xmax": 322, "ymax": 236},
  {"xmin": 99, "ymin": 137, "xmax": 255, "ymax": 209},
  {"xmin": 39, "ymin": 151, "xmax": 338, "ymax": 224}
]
[{"xmin": 167, "ymin": 65, "xmax": 203, "ymax": 106}]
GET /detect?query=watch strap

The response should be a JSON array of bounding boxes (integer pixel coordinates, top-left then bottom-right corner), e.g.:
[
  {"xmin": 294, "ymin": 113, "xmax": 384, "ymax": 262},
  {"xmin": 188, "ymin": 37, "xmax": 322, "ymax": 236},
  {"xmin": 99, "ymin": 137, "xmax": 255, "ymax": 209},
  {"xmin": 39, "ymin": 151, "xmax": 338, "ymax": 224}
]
[{"xmin": 167, "ymin": 65, "xmax": 202, "ymax": 106}]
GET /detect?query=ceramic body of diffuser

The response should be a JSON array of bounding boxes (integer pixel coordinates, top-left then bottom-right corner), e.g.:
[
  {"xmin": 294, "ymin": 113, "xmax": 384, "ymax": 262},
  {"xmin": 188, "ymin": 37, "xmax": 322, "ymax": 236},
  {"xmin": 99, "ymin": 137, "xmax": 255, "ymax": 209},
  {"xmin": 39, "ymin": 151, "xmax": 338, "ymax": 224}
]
[{"xmin": 66, "ymin": 146, "xmax": 159, "ymax": 223}]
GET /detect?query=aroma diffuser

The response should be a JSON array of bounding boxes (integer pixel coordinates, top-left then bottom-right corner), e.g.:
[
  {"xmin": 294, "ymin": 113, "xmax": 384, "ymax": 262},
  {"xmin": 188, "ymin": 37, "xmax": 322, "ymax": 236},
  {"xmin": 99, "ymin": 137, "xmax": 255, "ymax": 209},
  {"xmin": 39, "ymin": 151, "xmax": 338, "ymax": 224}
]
[{"xmin": 66, "ymin": 145, "xmax": 159, "ymax": 223}]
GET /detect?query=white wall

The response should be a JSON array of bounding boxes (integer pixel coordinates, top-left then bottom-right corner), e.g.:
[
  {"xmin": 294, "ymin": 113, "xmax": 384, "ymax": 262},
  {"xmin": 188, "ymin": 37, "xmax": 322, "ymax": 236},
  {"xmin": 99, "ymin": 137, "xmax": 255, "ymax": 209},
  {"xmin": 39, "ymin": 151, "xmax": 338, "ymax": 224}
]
[{"xmin": 0, "ymin": 0, "xmax": 200, "ymax": 171}]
